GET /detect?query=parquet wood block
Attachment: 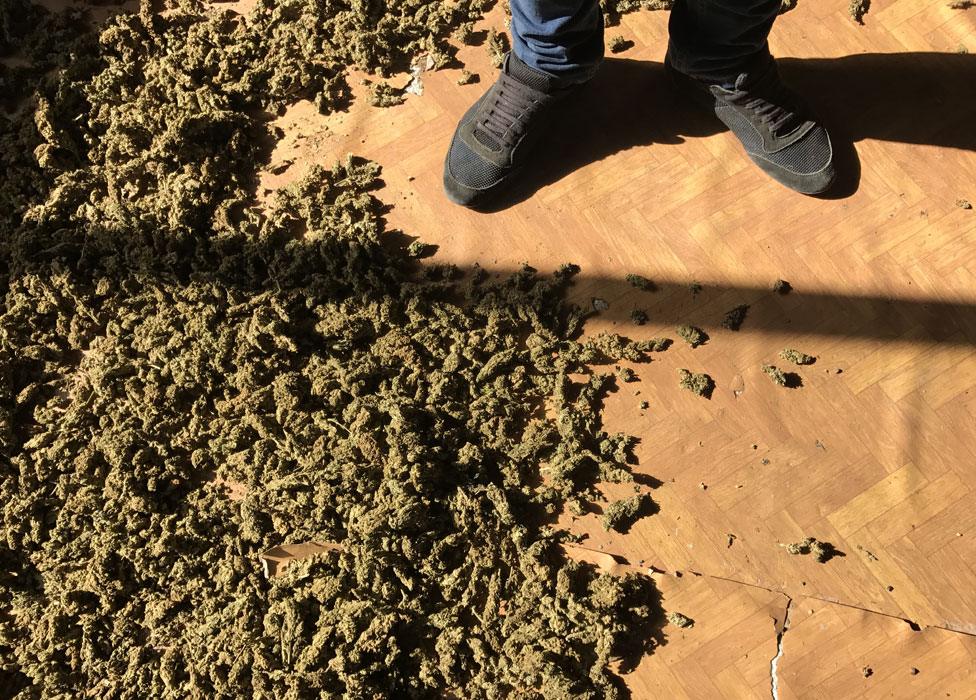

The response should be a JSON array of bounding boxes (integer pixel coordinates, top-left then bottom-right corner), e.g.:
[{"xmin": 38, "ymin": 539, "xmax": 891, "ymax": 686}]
[{"xmin": 777, "ymin": 596, "xmax": 976, "ymax": 699}]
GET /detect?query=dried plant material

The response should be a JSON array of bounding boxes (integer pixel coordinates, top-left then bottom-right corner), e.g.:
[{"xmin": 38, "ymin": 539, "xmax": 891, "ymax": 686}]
[
  {"xmin": 850, "ymin": 0, "xmax": 870, "ymax": 23},
  {"xmin": 574, "ymin": 332, "xmax": 656, "ymax": 363},
  {"xmin": 640, "ymin": 337, "xmax": 672, "ymax": 352},
  {"xmin": 617, "ymin": 366, "xmax": 637, "ymax": 383},
  {"xmin": 786, "ymin": 537, "xmax": 839, "ymax": 563},
  {"xmin": 601, "ymin": 493, "xmax": 652, "ymax": 532},
  {"xmin": 727, "ymin": 533, "xmax": 737, "ymax": 548},
  {"xmin": 762, "ymin": 364, "xmax": 801, "ymax": 388},
  {"xmin": 556, "ymin": 262, "xmax": 581, "ymax": 279},
  {"xmin": 780, "ymin": 348, "xmax": 816, "ymax": 365},
  {"xmin": 608, "ymin": 35, "xmax": 633, "ymax": 53},
  {"xmin": 910, "ymin": 667, "xmax": 920, "ymax": 675},
  {"xmin": 593, "ymin": 297, "xmax": 610, "ymax": 311},
  {"xmin": 957, "ymin": 198, "xmax": 973, "ymax": 209},
  {"xmin": 486, "ymin": 28, "xmax": 509, "ymax": 68},
  {"xmin": 676, "ymin": 324, "xmax": 707, "ymax": 348},
  {"xmin": 367, "ymin": 80, "xmax": 404, "ymax": 107},
  {"xmin": 762, "ymin": 364, "xmax": 784, "ymax": 385},
  {"xmin": 626, "ymin": 273, "xmax": 655, "ymax": 291},
  {"xmin": 630, "ymin": 309, "xmax": 648, "ymax": 325},
  {"xmin": 639, "ymin": 400, "xmax": 649, "ymax": 410},
  {"xmin": 721, "ymin": 304, "xmax": 749, "ymax": 331},
  {"xmin": 688, "ymin": 281, "xmax": 703, "ymax": 296},
  {"xmin": 666, "ymin": 611, "xmax": 693, "ymax": 628},
  {"xmin": 862, "ymin": 666, "xmax": 873, "ymax": 678},
  {"xmin": 0, "ymin": 1, "xmax": 666, "ymax": 695},
  {"xmin": 948, "ymin": 0, "xmax": 974, "ymax": 8},
  {"xmin": 407, "ymin": 240, "xmax": 438, "ymax": 258},
  {"xmin": 678, "ymin": 369, "xmax": 714, "ymax": 398},
  {"xmin": 779, "ymin": 0, "xmax": 799, "ymax": 12},
  {"xmin": 456, "ymin": 69, "xmax": 478, "ymax": 85},
  {"xmin": 601, "ymin": 0, "xmax": 673, "ymax": 27},
  {"xmin": 772, "ymin": 279, "xmax": 792, "ymax": 294},
  {"xmin": 452, "ymin": 21, "xmax": 476, "ymax": 44}
]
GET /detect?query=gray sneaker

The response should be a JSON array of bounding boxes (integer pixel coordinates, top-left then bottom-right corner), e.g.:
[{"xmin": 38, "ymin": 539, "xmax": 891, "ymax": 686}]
[
  {"xmin": 666, "ymin": 54, "xmax": 836, "ymax": 195},
  {"xmin": 443, "ymin": 53, "xmax": 583, "ymax": 209}
]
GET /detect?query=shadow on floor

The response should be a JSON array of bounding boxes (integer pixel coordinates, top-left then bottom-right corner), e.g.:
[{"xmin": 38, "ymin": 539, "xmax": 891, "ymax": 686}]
[
  {"xmin": 555, "ymin": 272, "xmax": 976, "ymax": 348},
  {"xmin": 480, "ymin": 52, "xmax": 976, "ymax": 209}
]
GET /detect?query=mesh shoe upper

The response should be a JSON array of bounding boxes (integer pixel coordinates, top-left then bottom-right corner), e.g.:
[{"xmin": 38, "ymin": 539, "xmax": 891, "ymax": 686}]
[
  {"xmin": 445, "ymin": 53, "xmax": 571, "ymax": 199},
  {"xmin": 709, "ymin": 62, "xmax": 833, "ymax": 182},
  {"xmin": 716, "ymin": 101, "xmax": 832, "ymax": 176}
]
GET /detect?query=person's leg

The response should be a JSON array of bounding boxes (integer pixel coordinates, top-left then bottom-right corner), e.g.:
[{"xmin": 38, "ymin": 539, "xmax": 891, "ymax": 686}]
[
  {"xmin": 442, "ymin": 0, "xmax": 603, "ymax": 209},
  {"xmin": 510, "ymin": 0, "xmax": 604, "ymax": 84},
  {"xmin": 665, "ymin": 0, "xmax": 837, "ymax": 195},
  {"xmin": 667, "ymin": 0, "xmax": 781, "ymax": 83}
]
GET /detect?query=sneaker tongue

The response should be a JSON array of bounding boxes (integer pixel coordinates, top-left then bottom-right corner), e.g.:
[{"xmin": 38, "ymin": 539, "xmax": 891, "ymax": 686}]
[
  {"xmin": 505, "ymin": 52, "xmax": 556, "ymax": 93},
  {"xmin": 473, "ymin": 53, "xmax": 552, "ymax": 151}
]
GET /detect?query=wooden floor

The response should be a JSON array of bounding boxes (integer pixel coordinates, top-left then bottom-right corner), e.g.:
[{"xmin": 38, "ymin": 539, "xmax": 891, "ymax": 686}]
[{"xmin": 260, "ymin": 0, "xmax": 976, "ymax": 696}]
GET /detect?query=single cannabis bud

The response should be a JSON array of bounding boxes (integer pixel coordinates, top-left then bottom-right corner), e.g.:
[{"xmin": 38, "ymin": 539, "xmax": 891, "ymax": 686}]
[
  {"xmin": 721, "ymin": 304, "xmax": 749, "ymax": 331},
  {"xmin": 407, "ymin": 240, "xmax": 438, "ymax": 258},
  {"xmin": 555, "ymin": 262, "xmax": 581, "ymax": 280},
  {"xmin": 666, "ymin": 611, "xmax": 694, "ymax": 628},
  {"xmin": 367, "ymin": 81, "xmax": 404, "ymax": 107},
  {"xmin": 456, "ymin": 70, "xmax": 478, "ymax": 86},
  {"xmin": 678, "ymin": 369, "xmax": 713, "ymax": 398},
  {"xmin": 582, "ymin": 332, "xmax": 652, "ymax": 362},
  {"xmin": 486, "ymin": 29, "xmax": 510, "ymax": 68},
  {"xmin": 452, "ymin": 21, "xmax": 476, "ymax": 44},
  {"xmin": 637, "ymin": 337, "xmax": 672, "ymax": 352},
  {"xmin": 957, "ymin": 198, "xmax": 973, "ymax": 210},
  {"xmin": 772, "ymin": 279, "xmax": 792, "ymax": 294},
  {"xmin": 676, "ymin": 325, "xmax": 707, "ymax": 348},
  {"xmin": 617, "ymin": 367, "xmax": 637, "ymax": 383},
  {"xmin": 630, "ymin": 309, "xmax": 648, "ymax": 325},
  {"xmin": 762, "ymin": 364, "xmax": 789, "ymax": 386},
  {"xmin": 626, "ymin": 273, "xmax": 655, "ymax": 291},
  {"xmin": 608, "ymin": 35, "xmax": 632, "ymax": 53},
  {"xmin": 849, "ymin": 0, "xmax": 870, "ymax": 23},
  {"xmin": 779, "ymin": 348, "xmax": 815, "ymax": 365},
  {"xmin": 688, "ymin": 281, "xmax": 703, "ymax": 296},
  {"xmin": 786, "ymin": 537, "xmax": 838, "ymax": 563},
  {"xmin": 601, "ymin": 493, "xmax": 651, "ymax": 532}
]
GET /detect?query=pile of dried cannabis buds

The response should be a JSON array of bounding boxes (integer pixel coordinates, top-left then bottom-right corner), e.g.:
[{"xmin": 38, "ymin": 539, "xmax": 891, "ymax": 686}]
[{"xmin": 0, "ymin": 1, "xmax": 670, "ymax": 697}]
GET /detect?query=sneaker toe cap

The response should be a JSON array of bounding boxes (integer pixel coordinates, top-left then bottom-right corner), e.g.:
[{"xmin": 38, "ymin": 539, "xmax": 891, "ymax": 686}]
[
  {"xmin": 443, "ymin": 136, "xmax": 509, "ymax": 207},
  {"xmin": 756, "ymin": 126, "xmax": 836, "ymax": 195}
]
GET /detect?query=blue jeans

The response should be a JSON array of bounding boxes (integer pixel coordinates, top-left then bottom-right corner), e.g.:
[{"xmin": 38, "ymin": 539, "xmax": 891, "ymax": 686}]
[{"xmin": 510, "ymin": 0, "xmax": 781, "ymax": 84}]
